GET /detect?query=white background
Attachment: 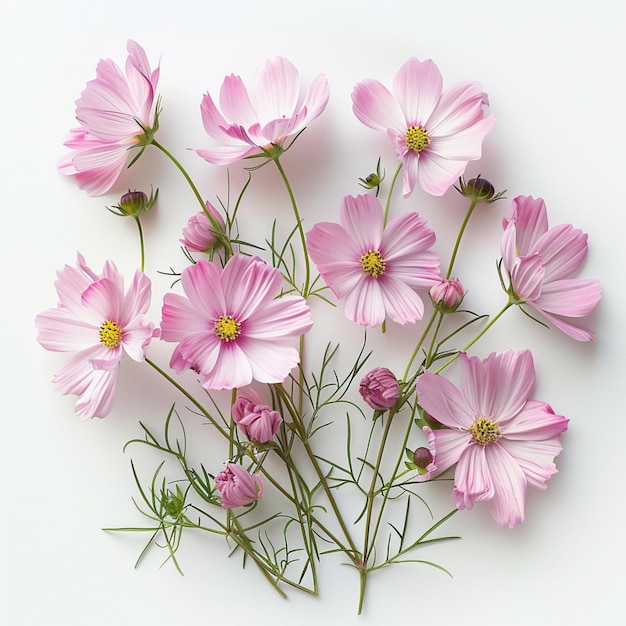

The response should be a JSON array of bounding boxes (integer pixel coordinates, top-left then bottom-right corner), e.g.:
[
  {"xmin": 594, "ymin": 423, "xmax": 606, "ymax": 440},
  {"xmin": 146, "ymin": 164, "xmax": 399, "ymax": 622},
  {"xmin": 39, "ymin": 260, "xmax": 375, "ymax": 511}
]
[{"xmin": 1, "ymin": 1, "xmax": 624, "ymax": 624}]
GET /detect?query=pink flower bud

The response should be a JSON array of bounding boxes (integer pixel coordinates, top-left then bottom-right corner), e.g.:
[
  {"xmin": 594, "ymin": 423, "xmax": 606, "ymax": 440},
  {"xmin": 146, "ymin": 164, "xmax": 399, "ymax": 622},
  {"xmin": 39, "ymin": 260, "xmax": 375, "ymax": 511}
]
[
  {"xmin": 430, "ymin": 277, "xmax": 464, "ymax": 313},
  {"xmin": 359, "ymin": 367, "xmax": 400, "ymax": 410},
  {"xmin": 180, "ymin": 201, "xmax": 226, "ymax": 252},
  {"xmin": 232, "ymin": 389, "xmax": 283, "ymax": 443},
  {"xmin": 215, "ymin": 462, "xmax": 264, "ymax": 509}
]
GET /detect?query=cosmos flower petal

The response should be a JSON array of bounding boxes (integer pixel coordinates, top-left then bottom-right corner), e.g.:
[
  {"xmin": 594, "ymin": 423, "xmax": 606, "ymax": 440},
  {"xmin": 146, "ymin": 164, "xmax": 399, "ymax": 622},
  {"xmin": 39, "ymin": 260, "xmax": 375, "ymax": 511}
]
[
  {"xmin": 351, "ymin": 79, "xmax": 406, "ymax": 133},
  {"xmin": 498, "ymin": 437, "xmax": 563, "ymax": 490},
  {"xmin": 416, "ymin": 370, "xmax": 475, "ymax": 429},
  {"xmin": 392, "ymin": 58, "xmax": 442, "ymax": 125}
]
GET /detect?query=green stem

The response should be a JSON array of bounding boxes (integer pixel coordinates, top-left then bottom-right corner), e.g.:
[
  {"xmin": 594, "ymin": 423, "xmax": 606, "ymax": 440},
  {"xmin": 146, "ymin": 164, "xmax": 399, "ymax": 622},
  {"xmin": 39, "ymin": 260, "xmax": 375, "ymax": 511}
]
[
  {"xmin": 433, "ymin": 301, "xmax": 514, "ymax": 374},
  {"xmin": 382, "ymin": 163, "xmax": 403, "ymax": 226},
  {"xmin": 134, "ymin": 216, "xmax": 145, "ymax": 272},
  {"xmin": 273, "ymin": 156, "xmax": 311, "ymax": 296},
  {"xmin": 144, "ymin": 358, "xmax": 230, "ymax": 440},
  {"xmin": 152, "ymin": 140, "xmax": 233, "ymax": 258},
  {"xmin": 446, "ymin": 198, "xmax": 478, "ymax": 279}
]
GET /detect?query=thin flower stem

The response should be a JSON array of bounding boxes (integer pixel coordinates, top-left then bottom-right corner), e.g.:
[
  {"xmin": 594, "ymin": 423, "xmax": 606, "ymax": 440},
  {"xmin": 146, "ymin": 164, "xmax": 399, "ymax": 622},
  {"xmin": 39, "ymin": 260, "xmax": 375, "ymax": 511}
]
[
  {"xmin": 152, "ymin": 140, "xmax": 233, "ymax": 258},
  {"xmin": 134, "ymin": 216, "xmax": 145, "ymax": 272},
  {"xmin": 273, "ymin": 156, "xmax": 311, "ymax": 297},
  {"xmin": 446, "ymin": 198, "xmax": 478, "ymax": 279},
  {"xmin": 144, "ymin": 357, "xmax": 230, "ymax": 440},
  {"xmin": 274, "ymin": 385, "xmax": 360, "ymax": 560},
  {"xmin": 433, "ymin": 301, "xmax": 514, "ymax": 374},
  {"xmin": 402, "ymin": 309, "xmax": 439, "ymax": 381},
  {"xmin": 382, "ymin": 163, "xmax": 402, "ymax": 227}
]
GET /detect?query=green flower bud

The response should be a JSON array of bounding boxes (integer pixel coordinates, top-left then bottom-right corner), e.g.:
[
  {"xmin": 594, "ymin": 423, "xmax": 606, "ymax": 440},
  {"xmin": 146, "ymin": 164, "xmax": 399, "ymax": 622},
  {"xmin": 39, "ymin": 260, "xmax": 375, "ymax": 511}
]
[
  {"xmin": 108, "ymin": 188, "xmax": 158, "ymax": 217},
  {"xmin": 456, "ymin": 175, "xmax": 505, "ymax": 204},
  {"xmin": 358, "ymin": 157, "xmax": 385, "ymax": 192}
]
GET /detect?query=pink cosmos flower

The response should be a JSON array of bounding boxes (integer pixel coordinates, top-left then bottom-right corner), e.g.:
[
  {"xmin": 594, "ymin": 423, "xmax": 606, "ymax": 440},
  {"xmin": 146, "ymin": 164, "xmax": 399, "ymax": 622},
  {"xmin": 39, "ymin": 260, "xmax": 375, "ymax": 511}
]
[
  {"xmin": 232, "ymin": 388, "xmax": 283, "ymax": 443},
  {"xmin": 416, "ymin": 350, "xmax": 568, "ymax": 528},
  {"xmin": 160, "ymin": 255, "xmax": 313, "ymax": 389},
  {"xmin": 306, "ymin": 194, "xmax": 441, "ymax": 327},
  {"xmin": 194, "ymin": 57, "xmax": 329, "ymax": 165},
  {"xmin": 35, "ymin": 253, "xmax": 156, "ymax": 420},
  {"xmin": 180, "ymin": 202, "xmax": 226, "ymax": 253},
  {"xmin": 352, "ymin": 58, "xmax": 495, "ymax": 197},
  {"xmin": 215, "ymin": 462, "xmax": 265, "ymax": 509},
  {"xmin": 58, "ymin": 40, "xmax": 160, "ymax": 196},
  {"xmin": 501, "ymin": 195, "xmax": 602, "ymax": 341},
  {"xmin": 359, "ymin": 367, "xmax": 400, "ymax": 410}
]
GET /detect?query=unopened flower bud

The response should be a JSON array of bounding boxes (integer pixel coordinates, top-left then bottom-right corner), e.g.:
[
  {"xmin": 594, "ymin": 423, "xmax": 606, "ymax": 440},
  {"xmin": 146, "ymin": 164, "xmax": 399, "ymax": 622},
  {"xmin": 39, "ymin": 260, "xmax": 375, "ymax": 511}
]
[
  {"xmin": 412, "ymin": 447, "xmax": 433, "ymax": 469},
  {"xmin": 358, "ymin": 157, "xmax": 385, "ymax": 191},
  {"xmin": 232, "ymin": 389, "xmax": 282, "ymax": 443},
  {"xmin": 412, "ymin": 446, "xmax": 434, "ymax": 476},
  {"xmin": 430, "ymin": 277, "xmax": 464, "ymax": 313},
  {"xmin": 456, "ymin": 175, "xmax": 504, "ymax": 203},
  {"xmin": 109, "ymin": 188, "xmax": 158, "ymax": 217},
  {"xmin": 180, "ymin": 201, "xmax": 227, "ymax": 253},
  {"xmin": 359, "ymin": 367, "xmax": 400, "ymax": 411}
]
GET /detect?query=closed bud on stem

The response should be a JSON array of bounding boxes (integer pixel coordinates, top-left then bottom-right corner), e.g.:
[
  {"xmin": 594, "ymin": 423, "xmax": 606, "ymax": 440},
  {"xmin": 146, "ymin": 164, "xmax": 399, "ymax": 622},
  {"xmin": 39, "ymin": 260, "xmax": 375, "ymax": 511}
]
[
  {"xmin": 413, "ymin": 447, "xmax": 433, "ymax": 470},
  {"xmin": 456, "ymin": 175, "xmax": 505, "ymax": 203},
  {"xmin": 430, "ymin": 277, "xmax": 465, "ymax": 313},
  {"xmin": 109, "ymin": 187, "xmax": 158, "ymax": 217},
  {"xmin": 359, "ymin": 367, "xmax": 400, "ymax": 411}
]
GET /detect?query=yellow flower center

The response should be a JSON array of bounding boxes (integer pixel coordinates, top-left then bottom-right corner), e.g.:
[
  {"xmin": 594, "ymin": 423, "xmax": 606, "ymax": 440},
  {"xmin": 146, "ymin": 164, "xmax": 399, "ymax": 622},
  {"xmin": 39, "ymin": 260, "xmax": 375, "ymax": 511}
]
[
  {"xmin": 405, "ymin": 125, "xmax": 430, "ymax": 152},
  {"xmin": 469, "ymin": 417, "xmax": 501, "ymax": 445},
  {"xmin": 99, "ymin": 320, "xmax": 123, "ymax": 348},
  {"xmin": 214, "ymin": 315, "xmax": 241, "ymax": 342},
  {"xmin": 360, "ymin": 250, "xmax": 386, "ymax": 278}
]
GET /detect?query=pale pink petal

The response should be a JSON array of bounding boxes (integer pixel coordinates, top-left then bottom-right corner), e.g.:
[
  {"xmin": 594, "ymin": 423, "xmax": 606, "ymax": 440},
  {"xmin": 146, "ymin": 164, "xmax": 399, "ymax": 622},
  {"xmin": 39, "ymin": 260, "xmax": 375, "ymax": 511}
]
[
  {"xmin": 499, "ymin": 400, "xmax": 568, "ymax": 440},
  {"xmin": 534, "ymin": 279, "xmax": 602, "ymax": 317},
  {"xmin": 427, "ymin": 81, "xmax": 488, "ymax": 136},
  {"xmin": 415, "ymin": 151, "xmax": 467, "ymax": 196},
  {"xmin": 510, "ymin": 254, "xmax": 546, "ymax": 302},
  {"xmin": 392, "ymin": 58, "xmax": 442, "ymax": 126},
  {"xmin": 180, "ymin": 260, "xmax": 226, "ymax": 318},
  {"xmin": 340, "ymin": 194, "xmax": 384, "ymax": 251},
  {"xmin": 452, "ymin": 444, "xmax": 494, "ymax": 508},
  {"xmin": 428, "ymin": 115, "xmax": 495, "ymax": 160},
  {"xmin": 502, "ymin": 196, "xmax": 548, "ymax": 251},
  {"xmin": 378, "ymin": 275, "xmax": 425, "ymax": 324},
  {"xmin": 416, "ymin": 370, "xmax": 475, "ymax": 430},
  {"xmin": 461, "ymin": 351, "xmax": 536, "ymax": 425},
  {"xmin": 201, "ymin": 343, "xmax": 253, "ymax": 390},
  {"xmin": 343, "ymin": 278, "xmax": 386, "ymax": 327},
  {"xmin": 36, "ymin": 308, "xmax": 99, "ymax": 352},
  {"xmin": 483, "ymin": 444, "xmax": 527, "ymax": 527},
  {"xmin": 121, "ymin": 314, "xmax": 155, "ymax": 362},
  {"xmin": 527, "ymin": 305, "xmax": 596, "ymax": 341},
  {"xmin": 498, "ymin": 437, "xmax": 563, "ymax": 490},
  {"xmin": 194, "ymin": 145, "xmax": 260, "ymax": 165},
  {"xmin": 352, "ymin": 79, "xmax": 406, "ymax": 133},
  {"xmin": 533, "ymin": 224, "xmax": 588, "ymax": 282},
  {"xmin": 244, "ymin": 296, "xmax": 313, "ymax": 339},
  {"xmin": 219, "ymin": 74, "xmax": 258, "ymax": 128},
  {"xmin": 238, "ymin": 339, "xmax": 301, "ymax": 384},
  {"xmin": 254, "ymin": 57, "xmax": 300, "ymax": 123},
  {"xmin": 299, "ymin": 73, "xmax": 330, "ymax": 126}
]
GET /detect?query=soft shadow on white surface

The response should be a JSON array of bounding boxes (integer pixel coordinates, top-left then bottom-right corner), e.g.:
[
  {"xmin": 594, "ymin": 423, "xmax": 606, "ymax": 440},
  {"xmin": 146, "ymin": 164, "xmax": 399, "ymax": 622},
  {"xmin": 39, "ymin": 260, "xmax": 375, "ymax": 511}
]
[{"xmin": 2, "ymin": 1, "xmax": 623, "ymax": 624}]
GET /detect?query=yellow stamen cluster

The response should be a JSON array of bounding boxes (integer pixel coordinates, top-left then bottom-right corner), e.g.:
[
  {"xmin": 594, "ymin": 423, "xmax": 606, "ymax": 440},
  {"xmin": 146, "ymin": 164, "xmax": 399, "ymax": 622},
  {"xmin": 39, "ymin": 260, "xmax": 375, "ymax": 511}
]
[
  {"xmin": 405, "ymin": 125, "xmax": 430, "ymax": 152},
  {"xmin": 214, "ymin": 315, "xmax": 241, "ymax": 342},
  {"xmin": 99, "ymin": 320, "xmax": 123, "ymax": 348},
  {"xmin": 360, "ymin": 250, "xmax": 386, "ymax": 278},
  {"xmin": 469, "ymin": 417, "xmax": 501, "ymax": 445}
]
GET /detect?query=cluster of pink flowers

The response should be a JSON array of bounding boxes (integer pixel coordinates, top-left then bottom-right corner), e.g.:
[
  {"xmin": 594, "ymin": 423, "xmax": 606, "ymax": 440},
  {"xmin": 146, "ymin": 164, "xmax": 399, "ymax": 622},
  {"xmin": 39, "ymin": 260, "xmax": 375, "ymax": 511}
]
[{"xmin": 39, "ymin": 38, "xmax": 602, "ymax": 534}]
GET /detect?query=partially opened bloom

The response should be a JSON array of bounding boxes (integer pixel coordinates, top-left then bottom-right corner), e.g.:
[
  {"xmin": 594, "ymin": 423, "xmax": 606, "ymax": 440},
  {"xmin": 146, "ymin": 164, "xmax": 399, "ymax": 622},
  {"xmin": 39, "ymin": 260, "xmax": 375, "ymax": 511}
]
[
  {"xmin": 352, "ymin": 58, "xmax": 495, "ymax": 197},
  {"xmin": 416, "ymin": 350, "xmax": 568, "ymax": 528},
  {"xmin": 180, "ymin": 202, "xmax": 226, "ymax": 253},
  {"xmin": 58, "ymin": 40, "xmax": 160, "ymax": 195},
  {"xmin": 232, "ymin": 388, "xmax": 283, "ymax": 443},
  {"xmin": 359, "ymin": 367, "xmax": 400, "ymax": 410},
  {"xmin": 194, "ymin": 57, "xmax": 329, "ymax": 165},
  {"xmin": 35, "ymin": 253, "xmax": 156, "ymax": 419},
  {"xmin": 160, "ymin": 255, "xmax": 313, "ymax": 389},
  {"xmin": 430, "ymin": 277, "xmax": 465, "ymax": 313},
  {"xmin": 215, "ymin": 462, "xmax": 265, "ymax": 509},
  {"xmin": 501, "ymin": 195, "xmax": 602, "ymax": 341},
  {"xmin": 306, "ymin": 194, "xmax": 441, "ymax": 326}
]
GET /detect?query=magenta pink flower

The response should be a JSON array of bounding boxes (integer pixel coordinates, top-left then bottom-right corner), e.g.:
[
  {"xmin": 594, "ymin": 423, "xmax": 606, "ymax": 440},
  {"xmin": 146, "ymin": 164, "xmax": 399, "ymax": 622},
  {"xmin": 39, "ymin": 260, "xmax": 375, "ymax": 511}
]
[
  {"xmin": 180, "ymin": 202, "xmax": 226, "ymax": 253},
  {"xmin": 194, "ymin": 57, "xmax": 329, "ymax": 165},
  {"xmin": 232, "ymin": 388, "xmax": 283, "ymax": 443},
  {"xmin": 160, "ymin": 255, "xmax": 313, "ymax": 389},
  {"xmin": 416, "ymin": 350, "xmax": 568, "ymax": 528},
  {"xmin": 352, "ymin": 58, "xmax": 495, "ymax": 197},
  {"xmin": 58, "ymin": 40, "xmax": 160, "ymax": 196},
  {"xmin": 501, "ymin": 195, "xmax": 602, "ymax": 341},
  {"xmin": 215, "ymin": 462, "xmax": 265, "ymax": 509},
  {"xmin": 35, "ymin": 253, "xmax": 156, "ymax": 419},
  {"xmin": 359, "ymin": 367, "xmax": 400, "ymax": 410},
  {"xmin": 306, "ymin": 194, "xmax": 441, "ymax": 327}
]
